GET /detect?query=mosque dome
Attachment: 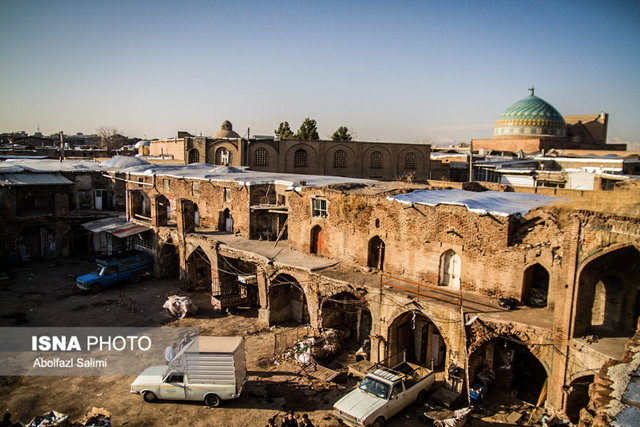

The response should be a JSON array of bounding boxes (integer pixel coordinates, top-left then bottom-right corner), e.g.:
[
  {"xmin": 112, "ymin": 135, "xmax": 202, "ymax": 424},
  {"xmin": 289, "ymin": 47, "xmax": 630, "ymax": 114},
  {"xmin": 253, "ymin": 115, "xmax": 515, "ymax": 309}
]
[
  {"xmin": 213, "ymin": 120, "xmax": 241, "ymax": 138},
  {"xmin": 493, "ymin": 90, "xmax": 566, "ymax": 139}
]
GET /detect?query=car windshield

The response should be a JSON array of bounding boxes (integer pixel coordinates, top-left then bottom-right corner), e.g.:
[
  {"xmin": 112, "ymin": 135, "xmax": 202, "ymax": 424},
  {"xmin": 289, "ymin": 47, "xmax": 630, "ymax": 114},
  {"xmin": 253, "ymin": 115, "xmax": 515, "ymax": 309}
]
[
  {"xmin": 359, "ymin": 377, "xmax": 390, "ymax": 399},
  {"xmin": 93, "ymin": 267, "xmax": 106, "ymax": 276}
]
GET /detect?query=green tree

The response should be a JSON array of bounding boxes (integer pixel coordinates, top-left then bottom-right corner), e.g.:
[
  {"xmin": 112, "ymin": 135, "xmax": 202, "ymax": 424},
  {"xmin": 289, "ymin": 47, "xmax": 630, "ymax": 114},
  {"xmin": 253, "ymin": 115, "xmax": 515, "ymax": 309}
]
[
  {"xmin": 331, "ymin": 126, "xmax": 352, "ymax": 141},
  {"xmin": 295, "ymin": 118, "xmax": 319, "ymax": 140},
  {"xmin": 274, "ymin": 122, "xmax": 295, "ymax": 139}
]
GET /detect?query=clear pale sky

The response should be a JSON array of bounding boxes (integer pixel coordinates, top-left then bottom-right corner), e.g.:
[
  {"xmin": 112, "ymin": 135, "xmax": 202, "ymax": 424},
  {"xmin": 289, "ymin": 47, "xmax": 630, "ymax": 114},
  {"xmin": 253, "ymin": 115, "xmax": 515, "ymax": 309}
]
[{"xmin": 1, "ymin": 0, "xmax": 639, "ymax": 145}]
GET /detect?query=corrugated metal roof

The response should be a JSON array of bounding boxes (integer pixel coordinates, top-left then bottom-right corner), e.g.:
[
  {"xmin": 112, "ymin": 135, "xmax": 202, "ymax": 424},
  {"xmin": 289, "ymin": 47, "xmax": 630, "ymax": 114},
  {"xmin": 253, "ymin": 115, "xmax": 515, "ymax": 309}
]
[
  {"xmin": 388, "ymin": 189, "xmax": 562, "ymax": 217},
  {"xmin": 82, "ymin": 216, "xmax": 151, "ymax": 237},
  {"xmin": 0, "ymin": 173, "xmax": 73, "ymax": 186}
]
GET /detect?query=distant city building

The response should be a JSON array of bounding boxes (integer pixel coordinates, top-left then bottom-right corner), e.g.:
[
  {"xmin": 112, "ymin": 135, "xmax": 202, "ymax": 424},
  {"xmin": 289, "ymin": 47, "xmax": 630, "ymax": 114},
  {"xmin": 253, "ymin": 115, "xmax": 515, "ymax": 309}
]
[{"xmin": 148, "ymin": 121, "xmax": 432, "ymax": 181}]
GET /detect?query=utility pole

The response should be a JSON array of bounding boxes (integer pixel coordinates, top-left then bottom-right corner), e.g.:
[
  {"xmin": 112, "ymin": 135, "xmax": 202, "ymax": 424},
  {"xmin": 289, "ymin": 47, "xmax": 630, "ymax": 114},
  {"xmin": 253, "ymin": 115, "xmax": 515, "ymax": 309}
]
[
  {"xmin": 468, "ymin": 140, "xmax": 474, "ymax": 182},
  {"xmin": 59, "ymin": 131, "xmax": 64, "ymax": 163}
]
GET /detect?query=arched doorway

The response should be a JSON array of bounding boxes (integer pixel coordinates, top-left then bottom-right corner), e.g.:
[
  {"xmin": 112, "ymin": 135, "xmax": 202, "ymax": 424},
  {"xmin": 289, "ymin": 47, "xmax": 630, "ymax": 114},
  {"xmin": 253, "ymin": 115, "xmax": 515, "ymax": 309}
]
[
  {"xmin": 439, "ymin": 250, "xmax": 461, "ymax": 289},
  {"xmin": 565, "ymin": 375, "xmax": 594, "ymax": 424},
  {"xmin": 367, "ymin": 236, "xmax": 385, "ymax": 270},
  {"xmin": 310, "ymin": 225, "xmax": 324, "ymax": 255},
  {"xmin": 469, "ymin": 337, "xmax": 547, "ymax": 405},
  {"xmin": 186, "ymin": 247, "xmax": 211, "ymax": 289},
  {"xmin": 158, "ymin": 241, "xmax": 179, "ymax": 278},
  {"xmin": 388, "ymin": 311, "xmax": 447, "ymax": 368},
  {"xmin": 574, "ymin": 246, "xmax": 640, "ymax": 338},
  {"xmin": 321, "ymin": 292, "xmax": 370, "ymax": 344},
  {"xmin": 522, "ymin": 263, "xmax": 549, "ymax": 308},
  {"xmin": 215, "ymin": 148, "xmax": 231, "ymax": 165},
  {"xmin": 269, "ymin": 273, "xmax": 309, "ymax": 326},
  {"xmin": 219, "ymin": 208, "xmax": 233, "ymax": 233}
]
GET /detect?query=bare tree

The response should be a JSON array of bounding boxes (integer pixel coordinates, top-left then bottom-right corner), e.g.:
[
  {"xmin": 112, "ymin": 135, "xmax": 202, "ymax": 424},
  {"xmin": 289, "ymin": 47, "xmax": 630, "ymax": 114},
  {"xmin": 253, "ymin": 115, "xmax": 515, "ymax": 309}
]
[{"xmin": 97, "ymin": 125, "xmax": 128, "ymax": 150}]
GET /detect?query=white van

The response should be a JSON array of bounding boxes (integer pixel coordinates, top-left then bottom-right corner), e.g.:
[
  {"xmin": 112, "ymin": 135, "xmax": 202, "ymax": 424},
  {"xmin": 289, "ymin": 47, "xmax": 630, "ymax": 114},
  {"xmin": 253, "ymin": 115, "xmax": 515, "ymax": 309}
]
[{"xmin": 131, "ymin": 336, "xmax": 247, "ymax": 407}]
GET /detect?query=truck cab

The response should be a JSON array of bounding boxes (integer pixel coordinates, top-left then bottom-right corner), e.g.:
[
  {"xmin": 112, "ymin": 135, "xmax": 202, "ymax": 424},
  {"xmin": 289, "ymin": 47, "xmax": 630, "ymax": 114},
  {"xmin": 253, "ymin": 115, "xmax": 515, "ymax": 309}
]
[
  {"xmin": 76, "ymin": 251, "xmax": 149, "ymax": 292},
  {"xmin": 333, "ymin": 359, "xmax": 434, "ymax": 426},
  {"xmin": 131, "ymin": 336, "xmax": 247, "ymax": 407}
]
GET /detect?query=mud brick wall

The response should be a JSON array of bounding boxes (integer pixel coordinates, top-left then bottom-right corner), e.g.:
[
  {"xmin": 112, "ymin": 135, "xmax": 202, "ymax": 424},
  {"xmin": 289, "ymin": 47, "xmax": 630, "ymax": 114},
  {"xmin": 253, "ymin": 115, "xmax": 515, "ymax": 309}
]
[
  {"xmin": 127, "ymin": 175, "xmax": 253, "ymax": 236},
  {"xmin": 286, "ymin": 187, "xmax": 566, "ymax": 301}
]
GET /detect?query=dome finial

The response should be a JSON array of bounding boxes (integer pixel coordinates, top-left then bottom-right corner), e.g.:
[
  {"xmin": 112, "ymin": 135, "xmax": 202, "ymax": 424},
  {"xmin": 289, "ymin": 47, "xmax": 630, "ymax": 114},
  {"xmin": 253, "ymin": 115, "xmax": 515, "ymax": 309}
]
[{"xmin": 528, "ymin": 85, "xmax": 535, "ymax": 96}]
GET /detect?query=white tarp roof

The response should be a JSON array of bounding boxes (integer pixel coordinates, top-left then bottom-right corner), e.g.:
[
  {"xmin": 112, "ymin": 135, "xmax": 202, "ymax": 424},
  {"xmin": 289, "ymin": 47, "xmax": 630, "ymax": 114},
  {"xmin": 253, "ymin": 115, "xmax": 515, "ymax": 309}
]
[
  {"xmin": 0, "ymin": 173, "xmax": 73, "ymax": 186},
  {"xmin": 108, "ymin": 158, "xmax": 375, "ymax": 188},
  {"xmin": 388, "ymin": 189, "xmax": 561, "ymax": 217},
  {"xmin": 2, "ymin": 159, "xmax": 102, "ymax": 173}
]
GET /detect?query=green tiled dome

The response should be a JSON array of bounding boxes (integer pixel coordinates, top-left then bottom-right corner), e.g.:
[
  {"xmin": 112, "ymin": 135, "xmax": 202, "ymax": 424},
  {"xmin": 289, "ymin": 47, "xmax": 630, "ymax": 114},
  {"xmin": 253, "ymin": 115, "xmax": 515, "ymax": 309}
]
[{"xmin": 494, "ymin": 93, "xmax": 566, "ymax": 138}]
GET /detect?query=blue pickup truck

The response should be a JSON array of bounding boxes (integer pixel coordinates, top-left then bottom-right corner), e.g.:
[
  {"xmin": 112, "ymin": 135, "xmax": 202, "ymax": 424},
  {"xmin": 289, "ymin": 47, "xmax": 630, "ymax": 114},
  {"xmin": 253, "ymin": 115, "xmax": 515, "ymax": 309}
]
[{"xmin": 76, "ymin": 251, "xmax": 150, "ymax": 292}]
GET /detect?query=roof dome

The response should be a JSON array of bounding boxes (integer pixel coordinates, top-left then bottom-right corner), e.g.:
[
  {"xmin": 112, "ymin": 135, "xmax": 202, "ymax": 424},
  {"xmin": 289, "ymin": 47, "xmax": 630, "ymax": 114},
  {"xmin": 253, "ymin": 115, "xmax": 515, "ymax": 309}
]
[
  {"xmin": 493, "ymin": 91, "xmax": 566, "ymax": 139},
  {"xmin": 213, "ymin": 120, "xmax": 241, "ymax": 138}
]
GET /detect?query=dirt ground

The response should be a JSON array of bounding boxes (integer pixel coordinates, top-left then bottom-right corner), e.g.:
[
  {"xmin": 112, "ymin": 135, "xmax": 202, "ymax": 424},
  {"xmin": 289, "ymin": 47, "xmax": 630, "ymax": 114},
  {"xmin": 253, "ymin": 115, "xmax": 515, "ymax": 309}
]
[{"xmin": 0, "ymin": 257, "xmax": 540, "ymax": 426}]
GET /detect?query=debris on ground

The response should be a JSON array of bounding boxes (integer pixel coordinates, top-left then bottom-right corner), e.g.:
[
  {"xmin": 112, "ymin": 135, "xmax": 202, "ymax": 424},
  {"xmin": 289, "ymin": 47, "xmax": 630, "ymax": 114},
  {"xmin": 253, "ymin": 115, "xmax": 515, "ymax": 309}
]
[
  {"xmin": 77, "ymin": 407, "xmax": 111, "ymax": 426},
  {"xmin": 163, "ymin": 295, "xmax": 197, "ymax": 319},
  {"xmin": 498, "ymin": 297, "xmax": 519, "ymax": 310},
  {"xmin": 274, "ymin": 329, "xmax": 344, "ymax": 383},
  {"xmin": 26, "ymin": 410, "xmax": 68, "ymax": 427},
  {"xmin": 423, "ymin": 406, "xmax": 472, "ymax": 427}
]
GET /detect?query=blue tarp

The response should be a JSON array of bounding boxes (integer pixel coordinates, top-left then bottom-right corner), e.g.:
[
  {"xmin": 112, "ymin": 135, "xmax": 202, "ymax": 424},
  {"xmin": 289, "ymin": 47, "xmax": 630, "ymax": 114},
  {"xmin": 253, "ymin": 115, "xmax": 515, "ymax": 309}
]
[{"xmin": 388, "ymin": 189, "xmax": 562, "ymax": 217}]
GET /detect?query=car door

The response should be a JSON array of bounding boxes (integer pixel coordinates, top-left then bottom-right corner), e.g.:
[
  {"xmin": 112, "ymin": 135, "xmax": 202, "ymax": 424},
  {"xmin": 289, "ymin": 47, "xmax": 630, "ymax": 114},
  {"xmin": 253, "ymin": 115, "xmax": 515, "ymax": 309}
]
[
  {"xmin": 387, "ymin": 381, "xmax": 407, "ymax": 418},
  {"xmin": 160, "ymin": 372, "xmax": 186, "ymax": 400}
]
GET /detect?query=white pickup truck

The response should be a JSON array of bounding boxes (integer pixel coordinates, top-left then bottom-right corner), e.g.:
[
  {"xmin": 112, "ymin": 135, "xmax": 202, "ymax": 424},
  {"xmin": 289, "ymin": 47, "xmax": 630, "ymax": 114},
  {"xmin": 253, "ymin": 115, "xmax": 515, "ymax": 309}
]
[
  {"xmin": 333, "ymin": 358, "xmax": 435, "ymax": 427},
  {"xmin": 130, "ymin": 336, "xmax": 247, "ymax": 407}
]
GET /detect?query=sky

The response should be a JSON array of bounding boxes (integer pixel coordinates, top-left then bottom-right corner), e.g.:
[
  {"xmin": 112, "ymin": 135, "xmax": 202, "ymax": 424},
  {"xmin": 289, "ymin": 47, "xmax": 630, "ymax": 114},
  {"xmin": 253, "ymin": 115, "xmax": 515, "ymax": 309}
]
[{"xmin": 1, "ymin": 0, "xmax": 639, "ymax": 145}]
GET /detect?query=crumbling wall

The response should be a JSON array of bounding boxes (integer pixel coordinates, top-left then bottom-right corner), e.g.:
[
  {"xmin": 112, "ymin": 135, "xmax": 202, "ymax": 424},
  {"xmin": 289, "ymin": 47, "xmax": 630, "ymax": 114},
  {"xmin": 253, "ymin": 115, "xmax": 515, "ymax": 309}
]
[{"xmin": 579, "ymin": 322, "xmax": 640, "ymax": 426}]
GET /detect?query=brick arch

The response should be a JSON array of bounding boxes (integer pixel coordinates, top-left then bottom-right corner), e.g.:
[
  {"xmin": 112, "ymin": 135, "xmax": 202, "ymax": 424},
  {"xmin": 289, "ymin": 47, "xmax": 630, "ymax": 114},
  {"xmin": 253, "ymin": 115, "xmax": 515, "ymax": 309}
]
[
  {"xmin": 467, "ymin": 322, "xmax": 550, "ymax": 377},
  {"xmin": 385, "ymin": 306, "xmax": 453, "ymax": 352},
  {"xmin": 397, "ymin": 147, "xmax": 425, "ymax": 170},
  {"xmin": 361, "ymin": 145, "xmax": 392, "ymax": 174},
  {"xmin": 249, "ymin": 142, "xmax": 278, "ymax": 168},
  {"xmin": 325, "ymin": 144, "xmax": 357, "ymax": 169},
  {"xmin": 206, "ymin": 141, "xmax": 239, "ymax": 164},
  {"xmin": 284, "ymin": 143, "xmax": 319, "ymax": 170},
  {"xmin": 568, "ymin": 369, "xmax": 599, "ymax": 383},
  {"xmin": 577, "ymin": 242, "xmax": 640, "ymax": 277}
]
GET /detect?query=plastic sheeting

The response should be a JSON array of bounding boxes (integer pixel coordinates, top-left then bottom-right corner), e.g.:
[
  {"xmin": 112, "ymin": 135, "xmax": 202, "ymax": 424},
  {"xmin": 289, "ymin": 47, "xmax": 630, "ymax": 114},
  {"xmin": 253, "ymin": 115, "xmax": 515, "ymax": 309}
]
[{"xmin": 388, "ymin": 189, "xmax": 561, "ymax": 217}]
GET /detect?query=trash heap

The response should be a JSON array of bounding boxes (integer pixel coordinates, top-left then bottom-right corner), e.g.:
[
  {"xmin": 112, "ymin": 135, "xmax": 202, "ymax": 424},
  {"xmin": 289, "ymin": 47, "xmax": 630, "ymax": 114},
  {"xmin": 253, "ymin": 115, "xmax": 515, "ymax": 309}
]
[
  {"xmin": 26, "ymin": 411, "xmax": 68, "ymax": 427},
  {"xmin": 163, "ymin": 295, "xmax": 197, "ymax": 319},
  {"xmin": 279, "ymin": 329, "xmax": 343, "ymax": 366},
  {"xmin": 25, "ymin": 408, "xmax": 111, "ymax": 427}
]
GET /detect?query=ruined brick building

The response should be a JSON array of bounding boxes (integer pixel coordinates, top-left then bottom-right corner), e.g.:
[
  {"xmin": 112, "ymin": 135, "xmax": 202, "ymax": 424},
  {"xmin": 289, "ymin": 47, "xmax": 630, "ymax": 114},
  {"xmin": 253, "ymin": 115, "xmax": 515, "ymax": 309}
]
[
  {"xmin": 0, "ymin": 159, "xmax": 120, "ymax": 261},
  {"xmin": 97, "ymin": 156, "xmax": 640, "ymax": 421}
]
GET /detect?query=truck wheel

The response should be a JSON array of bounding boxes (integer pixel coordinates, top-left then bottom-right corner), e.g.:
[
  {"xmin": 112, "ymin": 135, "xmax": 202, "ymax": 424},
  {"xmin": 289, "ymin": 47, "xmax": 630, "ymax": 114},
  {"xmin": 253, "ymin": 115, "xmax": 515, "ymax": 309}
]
[
  {"xmin": 89, "ymin": 283, "xmax": 102, "ymax": 293},
  {"xmin": 372, "ymin": 416, "xmax": 385, "ymax": 427},
  {"xmin": 416, "ymin": 390, "xmax": 427, "ymax": 405},
  {"xmin": 205, "ymin": 394, "xmax": 221, "ymax": 407},
  {"xmin": 142, "ymin": 391, "xmax": 157, "ymax": 403},
  {"xmin": 130, "ymin": 273, "xmax": 141, "ymax": 284}
]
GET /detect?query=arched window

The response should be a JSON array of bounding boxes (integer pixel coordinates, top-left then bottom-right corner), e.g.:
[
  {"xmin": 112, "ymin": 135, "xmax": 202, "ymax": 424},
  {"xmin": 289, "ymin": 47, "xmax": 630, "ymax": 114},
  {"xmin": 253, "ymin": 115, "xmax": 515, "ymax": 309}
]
[
  {"xmin": 188, "ymin": 149, "xmax": 199, "ymax": 164},
  {"xmin": 255, "ymin": 148, "xmax": 269, "ymax": 166},
  {"xmin": 370, "ymin": 151, "xmax": 383, "ymax": 169},
  {"xmin": 215, "ymin": 148, "xmax": 230, "ymax": 165},
  {"xmin": 294, "ymin": 149, "xmax": 308, "ymax": 167},
  {"xmin": 439, "ymin": 250, "xmax": 461, "ymax": 289},
  {"xmin": 404, "ymin": 152, "xmax": 416, "ymax": 170},
  {"xmin": 333, "ymin": 150, "xmax": 346, "ymax": 168}
]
